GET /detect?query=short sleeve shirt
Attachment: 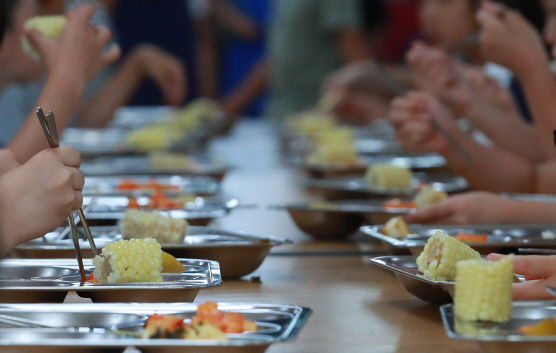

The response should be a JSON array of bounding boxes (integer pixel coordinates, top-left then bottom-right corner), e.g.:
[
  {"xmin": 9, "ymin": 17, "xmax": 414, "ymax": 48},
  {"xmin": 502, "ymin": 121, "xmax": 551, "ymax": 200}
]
[{"xmin": 265, "ymin": 0, "xmax": 362, "ymax": 119}]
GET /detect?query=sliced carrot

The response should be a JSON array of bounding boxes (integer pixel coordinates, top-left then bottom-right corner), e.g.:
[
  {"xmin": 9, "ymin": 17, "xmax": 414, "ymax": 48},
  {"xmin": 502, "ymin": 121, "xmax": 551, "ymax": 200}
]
[
  {"xmin": 383, "ymin": 199, "xmax": 417, "ymax": 208},
  {"xmin": 117, "ymin": 179, "xmax": 140, "ymax": 190},
  {"xmin": 127, "ymin": 197, "xmax": 141, "ymax": 209},
  {"xmin": 85, "ymin": 273, "xmax": 98, "ymax": 283},
  {"xmin": 455, "ymin": 234, "xmax": 488, "ymax": 242}
]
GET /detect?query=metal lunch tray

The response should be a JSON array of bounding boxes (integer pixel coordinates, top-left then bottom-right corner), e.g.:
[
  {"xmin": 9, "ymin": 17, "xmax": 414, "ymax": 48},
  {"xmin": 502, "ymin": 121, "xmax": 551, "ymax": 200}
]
[
  {"xmin": 0, "ymin": 302, "xmax": 312, "ymax": 353},
  {"xmin": 0, "ymin": 258, "xmax": 221, "ymax": 303},
  {"xmin": 82, "ymin": 175, "xmax": 221, "ymax": 197},
  {"xmin": 370, "ymin": 255, "xmax": 455, "ymax": 304},
  {"xmin": 15, "ymin": 226, "xmax": 292, "ymax": 279},
  {"xmin": 80, "ymin": 155, "xmax": 229, "ymax": 181},
  {"xmin": 370, "ymin": 255, "xmax": 523, "ymax": 305},
  {"xmin": 269, "ymin": 199, "xmax": 415, "ymax": 239},
  {"xmin": 359, "ymin": 153, "xmax": 447, "ymax": 171},
  {"xmin": 303, "ymin": 172, "xmax": 468, "ymax": 201},
  {"xmin": 440, "ymin": 301, "xmax": 556, "ymax": 353},
  {"xmin": 110, "ymin": 106, "xmax": 174, "ymax": 129},
  {"xmin": 79, "ymin": 196, "xmax": 240, "ymax": 226},
  {"xmin": 60, "ymin": 128, "xmax": 135, "ymax": 158},
  {"xmin": 362, "ymin": 224, "xmax": 556, "ymax": 256}
]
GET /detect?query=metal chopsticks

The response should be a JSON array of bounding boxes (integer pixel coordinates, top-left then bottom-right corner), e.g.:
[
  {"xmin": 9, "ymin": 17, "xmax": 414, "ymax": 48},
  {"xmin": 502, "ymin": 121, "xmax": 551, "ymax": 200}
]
[
  {"xmin": 429, "ymin": 117, "xmax": 473, "ymax": 161},
  {"xmin": 36, "ymin": 107, "xmax": 99, "ymax": 282}
]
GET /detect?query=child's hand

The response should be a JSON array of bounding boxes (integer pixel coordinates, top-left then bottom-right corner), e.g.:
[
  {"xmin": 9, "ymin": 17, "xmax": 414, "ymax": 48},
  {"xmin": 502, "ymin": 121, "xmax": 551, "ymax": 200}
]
[
  {"xmin": 487, "ymin": 254, "xmax": 556, "ymax": 300},
  {"xmin": 0, "ymin": 146, "xmax": 84, "ymax": 250},
  {"xmin": 0, "ymin": 149, "xmax": 22, "ymax": 176},
  {"xmin": 476, "ymin": 1, "xmax": 548, "ymax": 78},
  {"xmin": 131, "ymin": 45, "xmax": 187, "ymax": 105},
  {"xmin": 24, "ymin": 4, "xmax": 120, "ymax": 85},
  {"xmin": 388, "ymin": 91, "xmax": 450, "ymax": 153},
  {"xmin": 407, "ymin": 192, "xmax": 509, "ymax": 225}
]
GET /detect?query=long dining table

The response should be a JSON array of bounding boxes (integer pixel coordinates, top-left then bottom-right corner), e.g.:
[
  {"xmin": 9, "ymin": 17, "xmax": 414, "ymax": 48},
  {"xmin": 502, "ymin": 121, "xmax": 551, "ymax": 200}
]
[{"xmin": 64, "ymin": 119, "xmax": 480, "ymax": 353}]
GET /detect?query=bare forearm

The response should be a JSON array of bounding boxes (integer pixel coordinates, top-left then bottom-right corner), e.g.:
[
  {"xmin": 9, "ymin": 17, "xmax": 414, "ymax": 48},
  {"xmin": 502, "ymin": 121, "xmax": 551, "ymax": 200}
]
[
  {"xmin": 221, "ymin": 59, "xmax": 268, "ymax": 114},
  {"xmin": 80, "ymin": 55, "xmax": 143, "ymax": 128},
  {"xmin": 8, "ymin": 71, "xmax": 85, "ymax": 163},
  {"xmin": 464, "ymin": 101, "xmax": 544, "ymax": 163},
  {"xmin": 515, "ymin": 59, "xmax": 556, "ymax": 158},
  {"xmin": 438, "ymin": 124, "xmax": 535, "ymax": 193},
  {"xmin": 499, "ymin": 198, "xmax": 556, "ymax": 223}
]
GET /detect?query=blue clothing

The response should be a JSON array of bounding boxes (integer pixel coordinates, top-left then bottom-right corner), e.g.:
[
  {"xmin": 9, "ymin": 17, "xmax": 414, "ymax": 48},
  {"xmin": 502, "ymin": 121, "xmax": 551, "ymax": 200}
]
[
  {"xmin": 219, "ymin": 0, "xmax": 269, "ymax": 117},
  {"xmin": 113, "ymin": 0, "xmax": 197, "ymax": 105}
]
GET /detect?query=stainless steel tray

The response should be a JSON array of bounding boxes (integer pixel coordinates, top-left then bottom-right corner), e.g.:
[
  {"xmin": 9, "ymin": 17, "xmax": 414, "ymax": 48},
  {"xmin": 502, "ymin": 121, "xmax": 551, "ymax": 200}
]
[
  {"xmin": 269, "ymin": 199, "xmax": 414, "ymax": 239},
  {"xmin": 15, "ymin": 227, "xmax": 291, "ymax": 279},
  {"xmin": 110, "ymin": 106, "xmax": 174, "ymax": 129},
  {"xmin": 80, "ymin": 196, "xmax": 239, "ymax": 226},
  {"xmin": 80, "ymin": 156, "xmax": 229, "ymax": 181},
  {"xmin": 0, "ymin": 302, "xmax": 311, "ymax": 353},
  {"xmin": 0, "ymin": 258, "xmax": 221, "ymax": 303},
  {"xmin": 360, "ymin": 153, "xmax": 446, "ymax": 171},
  {"xmin": 83, "ymin": 176, "xmax": 220, "ymax": 197},
  {"xmin": 441, "ymin": 301, "xmax": 556, "ymax": 353},
  {"xmin": 303, "ymin": 172, "xmax": 468, "ymax": 201},
  {"xmin": 362, "ymin": 224, "xmax": 556, "ymax": 256},
  {"xmin": 370, "ymin": 255, "xmax": 457, "ymax": 304},
  {"xmin": 61, "ymin": 128, "xmax": 136, "ymax": 157}
]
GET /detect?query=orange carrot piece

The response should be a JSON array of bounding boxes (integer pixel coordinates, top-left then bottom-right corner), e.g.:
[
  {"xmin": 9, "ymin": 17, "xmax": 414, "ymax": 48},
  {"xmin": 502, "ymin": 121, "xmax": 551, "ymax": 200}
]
[{"xmin": 455, "ymin": 234, "xmax": 488, "ymax": 242}]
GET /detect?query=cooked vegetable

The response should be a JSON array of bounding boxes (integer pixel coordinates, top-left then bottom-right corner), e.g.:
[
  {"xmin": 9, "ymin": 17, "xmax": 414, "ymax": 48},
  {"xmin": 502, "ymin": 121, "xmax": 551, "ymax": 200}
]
[
  {"xmin": 414, "ymin": 185, "xmax": 447, "ymax": 208},
  {"xmin": 454, "ymin": 256, "xmax": 513, "ymax": 322},
  {"xmin": 22, "ymin": 16, "xmax": 66, "ymax": 60},
  {"xmin": 416, "ymin": 230, "xmax": 481, "ymax": 280},
  {"xmin": 383, "ymin": 199, "xmax": 417, "ymax": 208},
  {"xmin": 383, "ymin": 216, "xmax": 409, "ymax": 238},
  {"xmin": 454, "ymin": 234, "xmax": 488, "ymax": 243},
  {"xmin": 92, "ymin": 238, "xmax": 163, "ymax": 284},
  {"xmin": 122, "ymin": 209, "xmax": 188, "ymax": 243},
  {"xmin": 365, "ymin": 164, "xmax": 412, "ymax": 189}
]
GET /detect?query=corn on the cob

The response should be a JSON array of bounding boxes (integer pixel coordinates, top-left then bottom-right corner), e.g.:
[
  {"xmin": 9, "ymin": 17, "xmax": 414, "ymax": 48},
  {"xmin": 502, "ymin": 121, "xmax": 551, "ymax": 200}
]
[
  {"xmin": 126, "ymin": 125, "xmax": 184, "ymax": 151},
  {"xmin": 365, "ymin": 164, "xmax": 413, "ymax": 189},
  {"xmin": 414, "ymin": 185, "xmax": 447, "ymax": 208},
  {"xmin": 22, "ymin": 16, "xmax": 66, "ymax": 60},
  {"xmin": 122, "ymin": 209, "xmax": 188, "ymax": 244},
  {"xmin": 93, "ymin": 238, "xmax": 163, "ymax": 283},
  {"xmin": 383, "ymin": 216, "xmax": 409, "ymax": 238},
  {"xmin": 454, "ymin": 256, "xmax": 513, "ymax": 322},
  {"xmin": 149, "ymin": 152, "xmax": 193, "ymax": 170},
  {"xmin": 306, "ymin": 142, "xmax": 359, "ymax": 165},
  {"xmin": 416, "ymin": 231, "xmax": 480, "ymax": 280}
]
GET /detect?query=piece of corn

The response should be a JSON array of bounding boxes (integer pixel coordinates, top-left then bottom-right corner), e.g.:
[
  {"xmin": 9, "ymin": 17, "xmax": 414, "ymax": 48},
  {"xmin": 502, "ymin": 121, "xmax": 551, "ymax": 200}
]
[
  {"xmin": 126, "ymin": 125, "xmax": 184, "ymax": 151},
  {"xmin": 149, "ymin": 152, "xmax": 193, "ymax": 170},
  {"xmin": 454, "ymin": 256, "xmax": 513, "ymax": 322},
  {"xmin": 414, "ymin": 185, "xmax": 447, "ymax": 208},
  {"xmin": 383, "ymin": 216, "xmax": 409, "ymax": 238},
  {"xmin": 365, "ymin": 164, "xmax": 413, "ymax": 189},
  {"xmin": 122, "ymin": 209, "xmax": 188, "ymax": 244},
  {"xmin": 306, "ymin": 142, "xmax": 359, "ymax": 165},
  {"xmin": 416, "ymin": 231, "xmax": 480, "ymax": 280},
  {"xmin": 93, "ymin": 238, "xmax": 163, "ymax": 283},
  {"xmin": 22, "ymin": 16, "xmax": 66, "ymax": 60}
]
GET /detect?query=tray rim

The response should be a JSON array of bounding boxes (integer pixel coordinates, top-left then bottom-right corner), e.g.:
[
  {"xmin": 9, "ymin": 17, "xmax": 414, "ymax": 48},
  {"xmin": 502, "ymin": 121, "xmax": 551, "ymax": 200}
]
[
  {"xmin": 0, "ymin": 258, "xmax": 222, "ymax": 291},
  {"xmin": 440, "ymin": 301, "xmax": 556, "ymax": 342},
  {"xmin": 361, "ymin": 223, "xmax": 556, "ymax": 249},
  {"xmin": 0, "ymin": 302, "xmax": 313, "ymax": 346}
]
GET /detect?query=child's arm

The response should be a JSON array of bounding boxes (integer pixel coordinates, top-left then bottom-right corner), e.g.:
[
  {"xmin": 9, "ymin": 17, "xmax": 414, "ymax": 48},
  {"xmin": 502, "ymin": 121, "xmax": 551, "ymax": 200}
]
[
  {"xmin": 8, "ymin": 4, "xmax": 119, "ymax": 163},
  {"xmin": 0, "ymin": 146, "xmax": 83, "ymax": 258}
]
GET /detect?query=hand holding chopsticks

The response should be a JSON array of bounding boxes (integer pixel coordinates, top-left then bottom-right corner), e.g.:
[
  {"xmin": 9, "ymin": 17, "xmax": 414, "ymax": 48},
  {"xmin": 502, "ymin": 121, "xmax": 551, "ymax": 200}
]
[{"xmin": 35, "ymin": 107, "xmax": 98, "ymax": 282}]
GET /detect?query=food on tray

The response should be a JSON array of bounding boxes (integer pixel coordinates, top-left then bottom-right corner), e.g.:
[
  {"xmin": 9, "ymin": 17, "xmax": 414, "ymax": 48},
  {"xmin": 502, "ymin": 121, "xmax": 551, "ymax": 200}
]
[
  {"xmin": 365, "ymin": 164, "xmax": 413, "ymax": 189},
  {"xmin": 542, "ymin": 230, "xmax": 556, "ymax": 239},
  {"xmin": 454, "ymin": 256, "xmax": 513, "ymax": 322},
  {"xmin": 317, "ymin": 91, "xmax": 340, "ymax": 113},
  {"xmin": 149, "ymin": 152, "xmax": 194, "ymax": 170},
  {"xmin": 382, "ymin": 199, "xmax": 417, "ymax": 208},
  {"xmin": 172, "ymin": 98, "xmax": 222, "ymax": 126},
  {"xmin": 126, "ymin": 125, "xmax": 184, "ymax": 151},
  {"xmin": 383, "ymin": 216, "xmax": 409, "ymax": 238},
  {"xmin": 519, "ymin": 318, "xmax": 556, "ymax": 336},
  {"xmin": 128, "ymin": 192, "xmax": 196, "ymax": 210},
  {"xmin": 117, "ymin": 179, "xmax": 179, "ymax": 191},
  {"xmin": 92, "ymin": 238, "xmax": 163, "ymax": 283},
  {"xmin": 141, "ymin": 302, "xmax": 256, "ymax": 339},
  {"xmin": 454, "ymin": 234, "xmax": 488, "ymax": 243},
  {"xmin": 308, "ymin": 201, "xmax": 339, "ymax": 210},
  {"xmin": 22, "ymin": 16, "xmax": 66, "ymax": 60},
  {"xmin": 305, "ymin": 142, "xmax": 359, "ymax": 166},
  {"xmin": 416, "ymin": 230, "xmax": 481, "ymax": 280},
  {"xmin": 122, "ymin": 209, "xmax": 188, "ymax": 243},
  {"xmin": 285, "ymin": 111, "xmax": 336, "ymax": 136},
  {"xmin": 414, "ymin": 185, "xmax": 447, "ymax": 208},
  {"xmin": 161, "ymin": 251, "xmax": 186, "ymax": 273}
]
